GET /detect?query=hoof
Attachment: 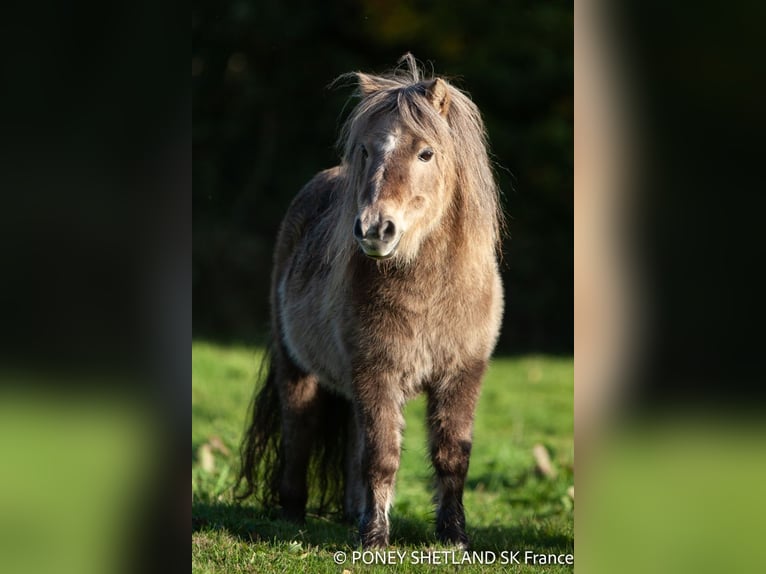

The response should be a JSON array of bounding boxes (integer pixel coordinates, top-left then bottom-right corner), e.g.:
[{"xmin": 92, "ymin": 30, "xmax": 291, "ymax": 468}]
[
  {"xmin": 437, "ymin": 527, "xmax": 469, "ymax": 550},
  {"xmin": 359, "ymin": 510, "xmax": 390, "ymax": 548},
  {"xmin": 279, "ymin": 507, "xmax": 306, "ymax": 524},
  {"xmin": 360, "ymin": 521, "xmax": 389, "ymax": 548},
  {"xmin": 361, "ymin": 532, "xmax": 389, "ymax": 548}
]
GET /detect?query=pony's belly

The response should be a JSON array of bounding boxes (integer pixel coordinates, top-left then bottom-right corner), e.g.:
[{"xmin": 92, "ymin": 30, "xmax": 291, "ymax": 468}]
[{"xmin": 278, "ymin": 280, "xmax": 353, "ymax": 399}]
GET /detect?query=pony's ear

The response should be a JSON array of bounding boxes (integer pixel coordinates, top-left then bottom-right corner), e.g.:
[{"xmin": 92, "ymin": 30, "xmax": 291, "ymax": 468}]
[
  {"xmin": 424, "ymin": 78, "xmax": 451, "ymax": 117},
  {"xmin": 357, "ymin": 73, "xmax": 388, "ymax": 97}
]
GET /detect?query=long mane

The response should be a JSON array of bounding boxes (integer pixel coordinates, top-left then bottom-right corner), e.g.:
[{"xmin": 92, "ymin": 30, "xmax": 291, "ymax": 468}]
[{"xmin": 323, "ymin": 55, "xmax": 504, "ymax": 267}]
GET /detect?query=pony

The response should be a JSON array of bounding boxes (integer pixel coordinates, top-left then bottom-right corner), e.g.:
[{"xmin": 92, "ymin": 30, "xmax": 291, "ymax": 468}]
[{"xmin": 237, "ymin": 54, "xmax": 504, "ymax": 549}]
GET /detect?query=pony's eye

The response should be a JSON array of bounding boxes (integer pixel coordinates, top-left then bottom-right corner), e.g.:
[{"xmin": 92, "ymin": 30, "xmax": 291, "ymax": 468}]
[
  {"xmin": 418, "ymin": 148, "xmax": 434, "ymax": 162},
  {"xmin": 360, "ymin": 145, "xmax": 368, "ymax": 161}
]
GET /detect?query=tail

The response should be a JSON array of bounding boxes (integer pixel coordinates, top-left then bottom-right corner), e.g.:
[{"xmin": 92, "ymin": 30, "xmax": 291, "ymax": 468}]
[
  {"xmin": 235, "ymin": 347, "xmax": 281, "ymax": 506},
  {"xmin": 235, "ymin": 345, "xmax": 351, "ymax": 515}
]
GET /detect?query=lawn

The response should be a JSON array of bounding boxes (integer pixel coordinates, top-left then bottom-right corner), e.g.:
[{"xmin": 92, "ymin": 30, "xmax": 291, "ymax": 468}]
[{"xmin": 192, "ymin": 341, "xmax": 574, "ymax": 573}]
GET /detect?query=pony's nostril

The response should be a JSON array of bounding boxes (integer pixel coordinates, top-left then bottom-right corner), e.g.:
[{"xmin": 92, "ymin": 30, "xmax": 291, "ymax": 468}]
[
  {"xmin": 353, "ymin": 218, "xmax": 364, "ymax": 240},
  {"xmin": 380, "ymin": 219, "xmax": 396, "ymax": 242}
]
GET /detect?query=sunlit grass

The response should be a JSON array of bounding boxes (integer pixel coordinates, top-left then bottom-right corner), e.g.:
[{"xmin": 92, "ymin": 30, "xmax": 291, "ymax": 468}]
[{"xmin": 192, "ymin": 341, "xmax": 573, "ymax": 573}]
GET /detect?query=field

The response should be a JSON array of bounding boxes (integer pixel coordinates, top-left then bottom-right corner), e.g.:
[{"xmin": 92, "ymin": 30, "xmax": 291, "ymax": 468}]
[{"xmin": 192, "ymin": 341, "xmax": 573, "ymax": 573}]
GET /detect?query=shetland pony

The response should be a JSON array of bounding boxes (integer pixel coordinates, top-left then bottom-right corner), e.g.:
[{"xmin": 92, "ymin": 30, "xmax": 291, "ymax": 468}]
[{"xmin": 238, "ymin": 55, "xmax": 504, "ymax": 549}]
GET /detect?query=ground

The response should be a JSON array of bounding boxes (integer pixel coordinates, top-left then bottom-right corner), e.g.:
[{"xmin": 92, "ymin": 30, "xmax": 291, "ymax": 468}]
[{"xmin": 192, "ymin": 341, "xmax": 574, "ymax": 573}]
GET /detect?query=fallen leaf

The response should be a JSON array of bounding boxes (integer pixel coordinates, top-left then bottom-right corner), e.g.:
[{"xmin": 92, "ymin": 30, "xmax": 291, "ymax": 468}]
[
  {"xmin": 533, "ymin": 443, "xmax": 557, "ymax": 479},
  {"xmin": 208, "ymin": 435, "xmax": 231, "ymax": 456},
  {"xmin": 198, "ymin": 443, "xmax": 214, "ymax": 472}
]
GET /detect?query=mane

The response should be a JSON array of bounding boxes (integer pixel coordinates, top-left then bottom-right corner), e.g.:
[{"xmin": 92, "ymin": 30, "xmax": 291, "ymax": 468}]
[{"xmin": 323, "ymin": 55, "xmax": 504, "ymax": 268}]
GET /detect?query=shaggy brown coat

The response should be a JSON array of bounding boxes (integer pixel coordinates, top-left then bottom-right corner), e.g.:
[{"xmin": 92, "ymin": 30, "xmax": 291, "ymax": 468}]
[{"xmin": 238, "ymin": 55, "xmax": 504, "ymax": 549}]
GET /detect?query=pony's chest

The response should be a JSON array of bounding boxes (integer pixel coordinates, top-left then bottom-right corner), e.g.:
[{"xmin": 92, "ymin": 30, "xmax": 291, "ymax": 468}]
[
  {"xmin": 366, "ymin": 290, "xmax": 475, "ymax": 370},
  {"xmin": 354, "ymin": 263, "xmax": 499, "ymax": 388}
]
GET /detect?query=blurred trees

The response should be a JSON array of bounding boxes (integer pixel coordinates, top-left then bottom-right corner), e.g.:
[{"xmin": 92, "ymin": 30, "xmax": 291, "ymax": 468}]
[{"xmin": 192, "ymin": 0, "xmax": 572, "ymax": 353}]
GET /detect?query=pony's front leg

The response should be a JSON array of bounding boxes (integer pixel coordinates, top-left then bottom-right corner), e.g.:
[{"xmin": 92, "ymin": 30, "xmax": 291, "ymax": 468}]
[
  {"xmin": 427, "ymin": 361, "xmax": 486, "ymax": 549},
  {"xmin": 354, "ymin": 375, "xmax": 404, "ymax": 548}
]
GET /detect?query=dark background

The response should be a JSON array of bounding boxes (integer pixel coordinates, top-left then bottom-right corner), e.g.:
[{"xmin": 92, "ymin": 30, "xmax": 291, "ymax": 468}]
[{"xmin": 192, "ymin": 0, "xmax": 572, "ymax": 353}]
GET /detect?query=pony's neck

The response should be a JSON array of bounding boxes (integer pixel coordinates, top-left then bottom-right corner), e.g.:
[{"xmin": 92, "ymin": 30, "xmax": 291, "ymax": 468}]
[{"xmin": 415, "ymin": 183, "xmax": 497, "ymax": 275}]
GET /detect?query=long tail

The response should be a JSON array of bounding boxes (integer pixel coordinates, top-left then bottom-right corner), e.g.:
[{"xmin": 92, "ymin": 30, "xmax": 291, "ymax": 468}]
[
  {"xmin": 235, "ymin": 346, "xmax": 350, "ymax": 515},
  {"xmin": 235, "ymin": 348, "xmax": 281, "ymax": 506}
]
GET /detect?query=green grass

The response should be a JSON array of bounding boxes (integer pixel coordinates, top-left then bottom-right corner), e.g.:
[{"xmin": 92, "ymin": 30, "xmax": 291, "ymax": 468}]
[{"xmin": 192, "ymin": 341, "xmax": 573, "ymax": 573}]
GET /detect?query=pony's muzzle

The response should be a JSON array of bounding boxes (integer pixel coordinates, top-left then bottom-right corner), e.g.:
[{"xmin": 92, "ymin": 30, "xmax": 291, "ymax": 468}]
[{"xmin": 353, "ymin": 215, "xmax": 400, "ymax": 259}]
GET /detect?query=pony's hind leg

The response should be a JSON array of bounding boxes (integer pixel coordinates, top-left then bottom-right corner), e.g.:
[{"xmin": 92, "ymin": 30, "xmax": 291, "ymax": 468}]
[
  {"xmin": 427, "ymin": 361, "xmax": 486, "ymax": 549},
  {"xmin": 343, "ymin": 407, "xmax": 365, "ymax": 523},
  {"xmin": 275, "ymin": 353, "xmax": 323, "ymax": 523}
]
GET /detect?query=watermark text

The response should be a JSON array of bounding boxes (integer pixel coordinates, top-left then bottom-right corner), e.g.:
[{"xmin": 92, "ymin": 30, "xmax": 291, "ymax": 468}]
[{"xmin": 333, "ymin": 549, "xmax": 573, "ymax": 566}]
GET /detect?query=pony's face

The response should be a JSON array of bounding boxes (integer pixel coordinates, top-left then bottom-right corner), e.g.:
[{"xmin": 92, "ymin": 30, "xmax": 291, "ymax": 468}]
[{"xmin": 350, "ymin": 89, "xmax": 454, "ymax": 262}]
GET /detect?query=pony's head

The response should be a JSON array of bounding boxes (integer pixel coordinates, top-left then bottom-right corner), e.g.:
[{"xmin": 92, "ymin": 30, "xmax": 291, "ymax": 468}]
[{"xmin": 335, "ymin": 55, "xmax": 502, "ymax": 264}]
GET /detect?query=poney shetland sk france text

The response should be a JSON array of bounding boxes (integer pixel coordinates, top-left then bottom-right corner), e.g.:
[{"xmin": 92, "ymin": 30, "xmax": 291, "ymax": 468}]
[{"xmin": 332, "ymin": 550, "xmax": 574, "ymax": 566}]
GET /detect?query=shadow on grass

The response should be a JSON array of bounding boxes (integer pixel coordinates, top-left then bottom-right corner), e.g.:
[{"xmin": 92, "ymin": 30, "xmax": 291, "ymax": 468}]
[
  {"xmin": 468, "ymin": 524, "xmax": 573, "ymax": 554},
  {"xmin": 466, "ymin": 470, "xmax": 530, "ymax": 492},
  {"xmin": 193, "ymin": 499, "xmax": 355, "ymax": 548},
  {"xmin": 193, "ymin": 499, "xmax": 572, "ymax": 554},
  {"xmin": 389, "ymin": 513, "xmax": 572, "ymax": 555}
]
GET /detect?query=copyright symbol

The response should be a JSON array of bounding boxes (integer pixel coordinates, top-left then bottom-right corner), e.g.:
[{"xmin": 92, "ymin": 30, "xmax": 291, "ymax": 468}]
[{"xmin": 333, "ymin": 551, "xmax": 347, "ymax": 564}]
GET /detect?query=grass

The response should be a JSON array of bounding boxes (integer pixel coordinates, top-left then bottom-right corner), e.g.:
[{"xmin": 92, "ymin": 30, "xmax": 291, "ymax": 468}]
[{"xmin": 192, "ymin": 341, "xmax": 573, "ymax": 573}]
